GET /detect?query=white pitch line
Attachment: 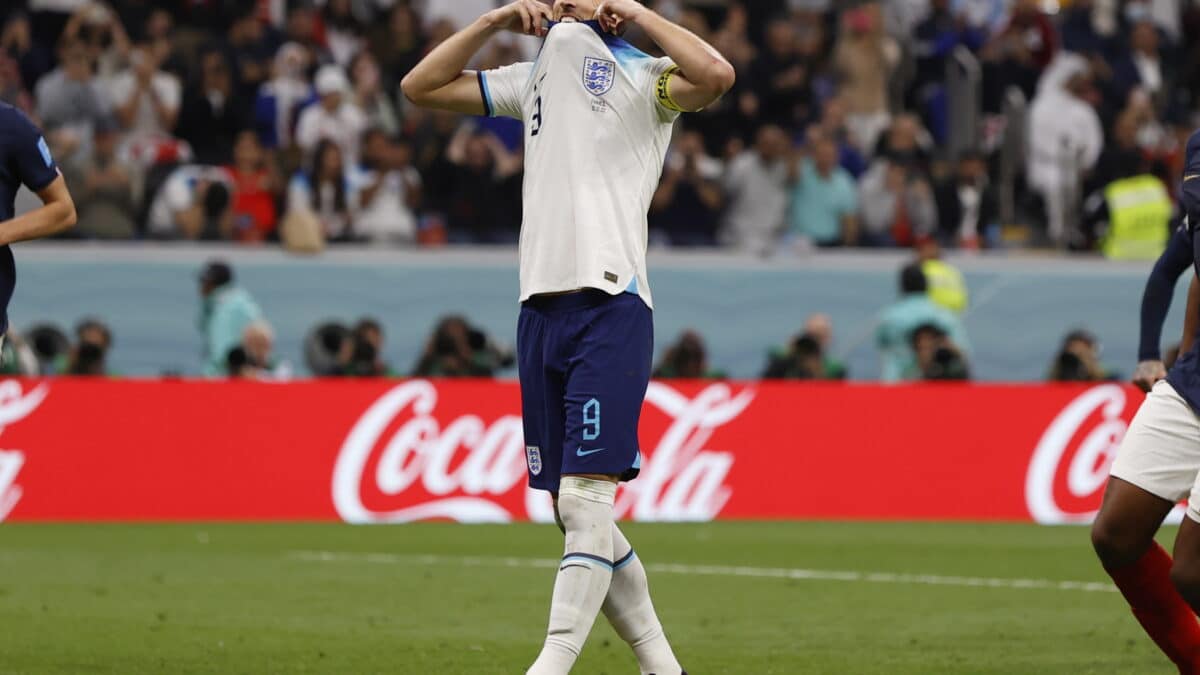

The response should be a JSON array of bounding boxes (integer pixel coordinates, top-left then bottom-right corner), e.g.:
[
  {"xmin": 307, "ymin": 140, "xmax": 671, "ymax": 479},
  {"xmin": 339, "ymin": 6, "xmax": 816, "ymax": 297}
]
[{"xmin": 287, "ymin": 550, "xmax": 1116, "ymax": 594}]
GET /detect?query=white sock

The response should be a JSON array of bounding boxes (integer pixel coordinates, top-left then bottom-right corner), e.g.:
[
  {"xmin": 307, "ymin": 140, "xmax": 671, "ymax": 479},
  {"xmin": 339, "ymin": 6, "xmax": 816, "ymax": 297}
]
[
  {"xmin": 526, "ymin": 477, "xmax": 618, "ymax": 675},
  {"xmin": 603, "ymin": 524, "xmax": 683, "ymax": 675}
]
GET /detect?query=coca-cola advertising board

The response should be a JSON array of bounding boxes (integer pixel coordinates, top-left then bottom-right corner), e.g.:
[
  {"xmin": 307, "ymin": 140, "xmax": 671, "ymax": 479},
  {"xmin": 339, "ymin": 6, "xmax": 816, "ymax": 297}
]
[{"xmin": 0, "ymin": 379, "xmax": 1153, "ymax": 524}]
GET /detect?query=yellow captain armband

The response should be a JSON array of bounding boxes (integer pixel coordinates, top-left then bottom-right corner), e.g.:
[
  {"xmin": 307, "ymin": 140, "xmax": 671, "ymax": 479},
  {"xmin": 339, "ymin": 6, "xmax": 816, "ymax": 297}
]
[{"xmin": 655, "ymin": 66, "xmax": 689, "ymax": 113}]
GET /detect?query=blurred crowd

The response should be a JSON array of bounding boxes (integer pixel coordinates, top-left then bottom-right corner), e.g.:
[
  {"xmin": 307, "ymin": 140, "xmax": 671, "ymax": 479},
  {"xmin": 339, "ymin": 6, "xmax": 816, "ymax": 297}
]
[
  {"xmin": 0, "ymin": 253, "xmax": 1121, "ymax": 383},
  {"xmin": 1, "ymin": 0, "xmax": 1194, "ymax": 253}
]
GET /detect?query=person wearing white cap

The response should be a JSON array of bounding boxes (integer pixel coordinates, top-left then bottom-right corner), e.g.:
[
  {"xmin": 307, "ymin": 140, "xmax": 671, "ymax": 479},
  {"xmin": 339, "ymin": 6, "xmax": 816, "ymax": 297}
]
[{"xmin": 294, "ymin": 64, "xmax": 368, "ymax": 164}]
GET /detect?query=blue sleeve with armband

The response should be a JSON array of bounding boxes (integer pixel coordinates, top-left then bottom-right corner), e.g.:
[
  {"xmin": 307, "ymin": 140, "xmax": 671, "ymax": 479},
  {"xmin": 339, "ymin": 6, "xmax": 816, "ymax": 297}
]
[{"xmin": 1139, "ymin": 225, "xmax": 1194, "ymax": 360}]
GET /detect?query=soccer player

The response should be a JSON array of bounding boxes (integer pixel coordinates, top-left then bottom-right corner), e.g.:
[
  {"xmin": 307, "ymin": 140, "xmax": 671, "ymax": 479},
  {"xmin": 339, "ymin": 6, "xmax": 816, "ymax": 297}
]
[
  {"xmin": 0, "ymin": 103, "xmax": 77, "ymax": 344},
  {"xmin": 1092, "ymin": 133, "xmax": 1200, "ymax": 673},
  {"xmin": 401, "ymin": 1, "xmax": 734, "ymax": 673}
]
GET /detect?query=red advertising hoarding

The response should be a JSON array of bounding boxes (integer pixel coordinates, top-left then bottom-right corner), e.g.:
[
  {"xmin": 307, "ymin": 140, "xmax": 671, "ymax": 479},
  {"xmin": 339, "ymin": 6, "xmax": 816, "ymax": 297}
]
[{"xmin": 0, "ymin": 379, "xmax": 1154, "ymax": 524}]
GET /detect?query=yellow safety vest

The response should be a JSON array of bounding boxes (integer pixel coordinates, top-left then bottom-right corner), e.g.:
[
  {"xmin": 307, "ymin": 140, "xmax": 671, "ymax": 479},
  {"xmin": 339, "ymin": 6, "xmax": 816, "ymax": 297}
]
[
  {"xmin": 922, "ymin": 259, "xmax": 969, "ymax": 314},
  {"xmin": 1102, "ymin": 175, "xmax": 1172, "ymax": 260}
]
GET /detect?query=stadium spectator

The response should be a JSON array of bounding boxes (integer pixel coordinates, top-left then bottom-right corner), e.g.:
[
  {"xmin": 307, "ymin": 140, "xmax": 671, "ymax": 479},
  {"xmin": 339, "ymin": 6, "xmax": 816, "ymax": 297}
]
[
  {"xmin": 295, "ymin": 64, "xmax": 367, "ymax": 165},
  {"xmin": 654, "ymin": 331, "xmax": 725, "ymax": 379},
  {"xmin": 1090, "ymin": 111, "xmax": 1152, "ymax": 195},
  {"xmin": 981, "ymin": 0, "xmax": 1058, "ymax": 106},
  {"xmin": 0, "ymin": 329, "xmax": 40, "ymax": 376},
  {"xmin": 1108, "ymin": 20, "xmax": 1166, "ymax": 110},
  {"xmin": 138, "ymin": 7, "xmax": 186, "ymax": 80},
  {"xmin": 650, "ymin": 130, "xmax": 724, "ymax": 247},
  {"xmin": 349, "ymin": 50, "xmax": 400, "ymax": 138},
  {"xmin": 910, "ymin": 0, "xmax": 985, "ymax": 142},
  {"xmin": 788, "ymin": 134, "xmax": 859, "ymax": 247},
  {"xmin": 761, "ymin": 333, "xmax": 828, "ymax": 380},
  {"xmin": 910, "ymin": 323, "xmax": 971, "ymax": 380},
  {"xmin": 253, "ymin": 42, "xmax": 314, "ymax": 150},
  {"xmin": 34, "ymin": 39, "xmax": 109, "ymax": 163},
  {"xmin": 226, "ymin": 130, "xmax": 281, "ymax": 243},
  {"xmin": 322, "ymin": 0, "xmax": 366, "ymax": 67},
  {"xmin": 285, "ymin": 139, "xmax": 355, "ymax": 242},
  {"xmin": 876, "ymin": 263, "xmax": 969, "ymax": 382},
  {"xmin": 66, "ymin": 318, "xmax": 112, "ymax": 377},
  {"xmin": 934, "ymin": 150, "xmax": 998, "ymax": 249},
  {"xmin": 857, "ymin": 159, "xmax": 938, "ymax": 247},
  {"xmin": 443, "ymin": 126, "xmax": 522, "ymax": 243},
  {"xmin": 2, "ymin": 13, "xmax": 52, "ymax": 97},
  {"xmin": 177, "ymin": 49, "xmax": 250, "ymax": 166},
  {"xmin": 68, "ymin": 116, "xmax": 135, "ymax": 239},
  {"xmin": 334, "ymin": 317, "xmax": 392, "ymax": 377},
  {"xmin": 282, "ymin": 2, "xmax": 329, "ymax": 66},
  {"xmin": 223, "ymin": 6, "xmax": 275, "ymax": 101},
  {"xmin": 350, "ymin": 128, "xmax": 421, "ymax": 244},
  {"xmin": 1048, "ymin": 329, "xmax": 1117, "ymax": 381},
  {"xmin": 1026, "ymin": 54, "xmax": 1103, "ymax": 246},
  {"xmin": 722, "ymin": 125, "xmax": 791, "ymax": 253},
  {"xmin": 810, "ymin": 95, "xmax": 867, "ymax": 178},
  {"xmin": 108, "ymin": 40, "xmax": 181, "ymax": 141},
  {"xmin": 60, "ymin": 1, "xmax": 131, "ymax": 83},
  {"xmin": 802, "ymin": 312, "xmax": 849, "ymax": 378},
  {"xmin": 369, "ymin": 3, "xmax": 426, "ymax": 96},
  {"xmin": 916, "ymin": 239, "xmax": 970, "ymax": 314},
  {"xmin": 873, "ymin": 115, "xmax": 933, "ymax": 179},
  {"xmin": 833, "ymin": 4, "xmax": 900, "ymax": 154},
  {"xmin": 0, "ymin": 49, "xmax": 32, "ymax": 114},
  {"xmin": 228, "ymin": 320, "xmax": 289, "ymax": 379},
  {"xmin": 198, "ymin": 261, "xmax": 264, "ymax": 376},
  {"xmin": 147, "ymin": 165, "xmax": 235, "ymax": 240},
  {"xmin": 745, "ymin": 18, "xmax": 807, "ymax": 130},
  {"xmin": 413, "ymin": 316, "xmax": 498, "ymax": 378}
]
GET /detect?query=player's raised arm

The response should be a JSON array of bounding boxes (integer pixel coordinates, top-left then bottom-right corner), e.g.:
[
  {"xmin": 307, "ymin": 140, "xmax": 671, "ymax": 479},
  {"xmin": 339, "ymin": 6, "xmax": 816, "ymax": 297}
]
[
  {"xmin": 1133, "ymin": 225, "xmax": 1193, "ymax": 390},
  {"xmin": 400, "ymin": 0, "xmax": 551, "ymax": 114},
  {"xmin": 0, "ymin": 175, "xmax": 76, "ymax": 246},
  {"xmin": 595, "ymin": 0, "xmax": 735, "ymax": 112}
]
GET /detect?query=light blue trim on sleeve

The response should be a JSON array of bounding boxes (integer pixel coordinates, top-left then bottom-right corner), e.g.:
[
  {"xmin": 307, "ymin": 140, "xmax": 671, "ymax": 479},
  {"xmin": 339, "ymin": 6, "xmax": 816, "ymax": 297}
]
[{"xmin": 478, "ymin": 72, "xmax": 496, "ymax": 118}]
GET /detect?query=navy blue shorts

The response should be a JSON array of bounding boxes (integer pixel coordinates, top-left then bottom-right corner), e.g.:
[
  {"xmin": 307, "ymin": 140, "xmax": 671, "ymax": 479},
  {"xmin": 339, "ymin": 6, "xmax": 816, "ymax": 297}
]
[{"xmin": 518, "ymin": 289, "xmax": 653, "ymax": 493}]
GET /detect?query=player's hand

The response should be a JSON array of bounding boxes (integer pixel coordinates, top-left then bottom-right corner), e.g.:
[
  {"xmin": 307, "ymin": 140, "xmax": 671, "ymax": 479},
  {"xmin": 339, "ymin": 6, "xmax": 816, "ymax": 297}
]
[
  {"xmin": 1132, "ymin": 359, "xmax": 1167, "ymax": 393},
  {"xmin": 485, "ymin": 0, "xmax": 553, "ymax": 37},
  {"xmin": 595, "ymin": 0, "xmax": 649, "ymax": 35}
]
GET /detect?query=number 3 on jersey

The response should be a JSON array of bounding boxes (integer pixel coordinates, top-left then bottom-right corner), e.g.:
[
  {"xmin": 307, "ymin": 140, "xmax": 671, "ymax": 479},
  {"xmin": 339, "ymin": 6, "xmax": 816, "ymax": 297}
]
[{"xmin": 531, "ymin": 95, "xmax": 543, "ymax": 136}]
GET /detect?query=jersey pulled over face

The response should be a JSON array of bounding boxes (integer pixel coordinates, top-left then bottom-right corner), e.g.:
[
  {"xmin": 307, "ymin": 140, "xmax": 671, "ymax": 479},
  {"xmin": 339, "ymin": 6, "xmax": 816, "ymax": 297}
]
[{"xmin": 479, "ymin": 20, "xmax": 681, "ymax": 308}]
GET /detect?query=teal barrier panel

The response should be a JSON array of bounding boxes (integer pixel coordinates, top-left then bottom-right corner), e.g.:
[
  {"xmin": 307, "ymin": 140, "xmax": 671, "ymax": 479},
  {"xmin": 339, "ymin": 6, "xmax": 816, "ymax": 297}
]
[{"xmin": 7, "ymin": 245, "xmax": 1184, "ymax": 380}]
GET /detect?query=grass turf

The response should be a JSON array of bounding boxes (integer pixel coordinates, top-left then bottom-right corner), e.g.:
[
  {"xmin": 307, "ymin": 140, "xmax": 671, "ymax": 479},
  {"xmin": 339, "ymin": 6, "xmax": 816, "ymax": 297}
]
[{"xmin": 0, "ymin": 521, "xmax": 1179, "ymax": 674}]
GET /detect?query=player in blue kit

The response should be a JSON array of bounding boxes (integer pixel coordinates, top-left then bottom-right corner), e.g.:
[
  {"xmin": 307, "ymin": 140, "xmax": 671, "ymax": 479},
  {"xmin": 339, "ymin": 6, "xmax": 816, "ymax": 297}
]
[
  {"xmin": 0, "ymin": 103, "xmax": 77, "ymax": 340},
  {"xmin": 402, "ymin": 1, "xmax": 733, "ymax": 673},
  {"xmin": 1092, "ymin": 132, "xmax": 1200, "ymax": 673}
]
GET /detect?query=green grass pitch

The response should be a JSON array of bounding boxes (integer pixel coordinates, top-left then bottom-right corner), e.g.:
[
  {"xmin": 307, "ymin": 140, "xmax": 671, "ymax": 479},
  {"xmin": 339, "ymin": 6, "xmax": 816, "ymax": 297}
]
[{"xmin": 0, "ymin": 521, "xmax": 1180, "ymax": 673}]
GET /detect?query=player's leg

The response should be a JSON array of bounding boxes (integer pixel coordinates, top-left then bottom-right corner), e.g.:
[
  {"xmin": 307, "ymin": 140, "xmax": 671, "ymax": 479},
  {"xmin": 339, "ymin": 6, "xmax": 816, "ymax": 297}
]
[
  {"xmin": 550, "ymin": 497, "xmax": 682, "ymax": 675},
  {"xmin": 527, "ymin": 473, "xmax": 619, "ymax": 675},
  {"xmin": 524, "ymin": 294, "xmax": 618, "ymax": 675},
  {"xmin": 604, "ymin": 522, "xmax": 683, "ymax": 675},
  {"xmin": 568, "ymin": 292, "xmax": 683, "ymax": 674},
  {"xmin": 1092, "ymin": 382, "xmax": 1200, "ymax": 672}
]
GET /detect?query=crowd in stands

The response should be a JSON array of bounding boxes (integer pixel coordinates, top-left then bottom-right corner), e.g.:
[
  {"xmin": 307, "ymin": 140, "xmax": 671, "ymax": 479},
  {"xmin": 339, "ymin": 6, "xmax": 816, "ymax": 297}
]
[{"xmin": 2, "ymin": 0, "xmax": 1194, "ymax": 252}]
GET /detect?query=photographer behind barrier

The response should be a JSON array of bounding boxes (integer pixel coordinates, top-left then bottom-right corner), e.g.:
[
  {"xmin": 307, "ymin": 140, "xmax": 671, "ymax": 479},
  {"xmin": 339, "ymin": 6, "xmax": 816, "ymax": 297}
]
[
  {"xmin": 412, "ymin": 315, "xmax": 513, "ymax": 378},
  {"xmin": 909, "ymin": 323, "xmax": 970, "ymax": 381}
]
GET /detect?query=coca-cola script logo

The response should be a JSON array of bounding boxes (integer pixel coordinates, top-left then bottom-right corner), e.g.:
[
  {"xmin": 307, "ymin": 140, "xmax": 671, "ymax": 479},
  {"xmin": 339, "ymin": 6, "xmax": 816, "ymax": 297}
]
[
  {"xmin": 0, "ymin": 380, "xmax": 48, "ymax": 522},
  {"xmin": 331, "ymin": 380, "xmax": 755, "ymax": 524},
  {"xmin": 1024, "ymin": 384, "xmax": 1184, "ymax": 525}
]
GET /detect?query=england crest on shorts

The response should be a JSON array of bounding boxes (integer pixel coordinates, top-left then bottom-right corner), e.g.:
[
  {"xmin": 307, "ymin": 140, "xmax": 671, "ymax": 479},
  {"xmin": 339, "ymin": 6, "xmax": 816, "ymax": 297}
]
[
  {"xmin": 526, "ymin": 445, "xmax": 542, "ymax": 475},
  {"xmin": 582, "ymin": 57, "xmax": 615, "ymax": 96}
]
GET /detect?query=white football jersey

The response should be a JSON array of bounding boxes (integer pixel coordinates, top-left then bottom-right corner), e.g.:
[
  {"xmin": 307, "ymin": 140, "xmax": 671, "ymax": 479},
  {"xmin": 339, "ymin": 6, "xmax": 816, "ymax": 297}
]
[{"xmin": 480, "ymin": 21, "xmax": 681, "ymax": 308}]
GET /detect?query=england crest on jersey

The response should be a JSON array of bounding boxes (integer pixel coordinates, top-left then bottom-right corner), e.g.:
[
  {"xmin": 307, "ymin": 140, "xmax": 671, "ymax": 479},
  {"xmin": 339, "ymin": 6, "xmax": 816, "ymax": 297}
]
[
  {"xmin": 582, "ymin": 57, "xmax": 615, "ymax": 96},
  {"xmin": 526, "ymin": 446, "xmax": 542, "ymax": 475}
]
